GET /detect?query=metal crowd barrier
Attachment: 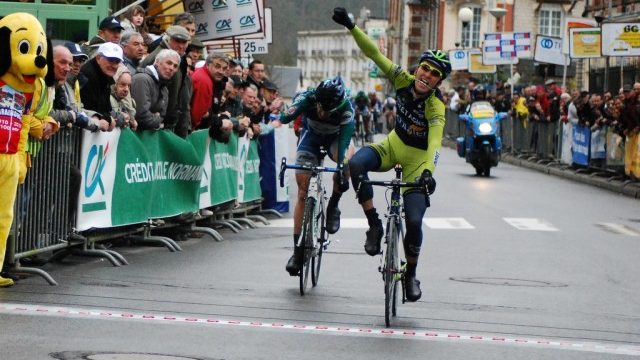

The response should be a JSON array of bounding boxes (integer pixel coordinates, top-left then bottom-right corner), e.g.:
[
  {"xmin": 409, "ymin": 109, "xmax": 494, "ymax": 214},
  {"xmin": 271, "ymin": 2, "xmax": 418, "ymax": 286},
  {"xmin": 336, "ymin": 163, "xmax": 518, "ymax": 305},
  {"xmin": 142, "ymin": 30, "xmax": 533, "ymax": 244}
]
[
  {"xmin": 5, "ymin": 128, "xmax": 283, "ymax": 286},
  {"xmin": 7, "ymin": 127, "xmax": 82, "ymax": 285},
  {"xmin": 444, "ymin": 109, "xmax": 635, "ymax": 178}
]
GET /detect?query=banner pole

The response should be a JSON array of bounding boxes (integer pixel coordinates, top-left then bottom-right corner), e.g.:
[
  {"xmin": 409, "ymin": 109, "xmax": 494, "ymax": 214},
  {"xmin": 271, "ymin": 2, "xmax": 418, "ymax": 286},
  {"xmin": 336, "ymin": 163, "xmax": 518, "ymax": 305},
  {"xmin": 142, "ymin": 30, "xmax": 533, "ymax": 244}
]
[{"xmin": 562, "ymin": 54, "xmax": 568, "ymax": 91}]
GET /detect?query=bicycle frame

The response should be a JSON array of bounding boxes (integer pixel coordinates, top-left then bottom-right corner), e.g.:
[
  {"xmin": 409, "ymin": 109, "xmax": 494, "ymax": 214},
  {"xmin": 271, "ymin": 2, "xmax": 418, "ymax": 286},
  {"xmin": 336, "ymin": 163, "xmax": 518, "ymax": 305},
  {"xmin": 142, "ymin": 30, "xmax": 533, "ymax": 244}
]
[
  {"xmin": 279, "ymin": 153, "xmax": 339, "ymax": 294},
  {"xmin": 358, "ymin": 165, "xmax": 427, "ymax": 326}
]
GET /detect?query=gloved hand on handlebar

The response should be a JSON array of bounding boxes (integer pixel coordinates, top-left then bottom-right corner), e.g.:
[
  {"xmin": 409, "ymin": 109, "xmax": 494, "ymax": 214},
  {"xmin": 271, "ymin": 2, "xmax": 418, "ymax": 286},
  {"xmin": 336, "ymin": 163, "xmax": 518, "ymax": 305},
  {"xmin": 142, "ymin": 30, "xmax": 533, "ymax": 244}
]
[
  {"xmin": 332, "ymin": 7, "xmax": 355, "ymax": 30},
  {"xmin": 420, "ymin": 169, "xmax": 436, "ymax": 195},
  {"xmin": 337, "ymin": 165, "xmax": 349, "ymax": 193}
]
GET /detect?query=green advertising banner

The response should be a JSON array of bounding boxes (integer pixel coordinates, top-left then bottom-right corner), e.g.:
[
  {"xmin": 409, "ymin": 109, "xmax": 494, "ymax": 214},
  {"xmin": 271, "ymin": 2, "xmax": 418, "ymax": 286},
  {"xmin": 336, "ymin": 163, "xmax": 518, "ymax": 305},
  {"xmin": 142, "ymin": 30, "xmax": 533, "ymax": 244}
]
[
  {"xmin": 242, "ymin": 140, "xmax": 261, "ymax": 202},
  {"xmin": 78, "ymin": 129, "xmax": 261, "ymax": 231}
]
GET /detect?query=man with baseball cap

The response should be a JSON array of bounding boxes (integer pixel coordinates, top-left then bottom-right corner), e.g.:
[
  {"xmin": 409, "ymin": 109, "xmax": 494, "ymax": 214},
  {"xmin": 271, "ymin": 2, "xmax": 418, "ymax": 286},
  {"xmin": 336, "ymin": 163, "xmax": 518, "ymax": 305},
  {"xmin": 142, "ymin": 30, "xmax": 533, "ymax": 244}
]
[
  {"xmin": 140, "ymin": 24, "xmax": 193, "ymax": 137},
  {"xmin": 79, "ymin": 42, "xmax": 122, "ymax": 125},
  {"xmin": 63, "ymin": 41, "xmax": 89, "ymax": 103},
  {"xmin": 82, "ymin": 15, "xmax": 125, "ymax": 58}
]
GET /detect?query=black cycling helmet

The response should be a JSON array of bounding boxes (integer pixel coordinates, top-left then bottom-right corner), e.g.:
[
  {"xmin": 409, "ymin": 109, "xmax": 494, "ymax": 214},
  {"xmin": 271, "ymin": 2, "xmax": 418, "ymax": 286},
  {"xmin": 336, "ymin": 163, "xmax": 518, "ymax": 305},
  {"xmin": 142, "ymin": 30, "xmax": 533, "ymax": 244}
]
[
  {"xmin": 315, "ymin": 76, "xmax": 346, "ymax": 112},
  {"xmin": 419, "ymin": 50, "xmax": 452, "ymax": 79}
]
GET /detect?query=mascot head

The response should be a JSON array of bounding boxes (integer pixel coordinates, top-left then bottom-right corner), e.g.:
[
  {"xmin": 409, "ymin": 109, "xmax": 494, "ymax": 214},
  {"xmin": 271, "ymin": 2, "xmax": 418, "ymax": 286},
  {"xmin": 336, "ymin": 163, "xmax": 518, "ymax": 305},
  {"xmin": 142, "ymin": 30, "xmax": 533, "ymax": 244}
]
[{"xmin": 0, "ymin": 13, "xmax": 48, "ymax": 93}]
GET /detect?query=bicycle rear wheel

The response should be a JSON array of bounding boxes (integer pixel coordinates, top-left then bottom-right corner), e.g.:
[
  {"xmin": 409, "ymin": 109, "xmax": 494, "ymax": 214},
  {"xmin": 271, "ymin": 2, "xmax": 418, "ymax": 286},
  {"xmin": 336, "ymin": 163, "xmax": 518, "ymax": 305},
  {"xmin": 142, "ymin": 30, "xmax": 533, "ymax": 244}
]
[
  {"xmin": 299, "ymin": 197, "xmax": 315, "ymax": 296},
  {"xmin": 311, "ymin": 203, "xmax": 325, "ymax": 286},
  {"xmin": 384, "ymin": 220, "xmax": 400, "ymax": 327}
]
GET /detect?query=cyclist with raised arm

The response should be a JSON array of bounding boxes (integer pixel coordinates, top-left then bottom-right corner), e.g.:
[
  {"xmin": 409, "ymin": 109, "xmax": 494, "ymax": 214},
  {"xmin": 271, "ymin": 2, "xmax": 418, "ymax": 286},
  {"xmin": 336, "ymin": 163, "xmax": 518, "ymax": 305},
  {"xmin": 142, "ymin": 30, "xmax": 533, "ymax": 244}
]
[
  {"xmin": 273, "ymin": 76, "xmax": 355, "ymax": 276},
  {"xmin": 333, "ymin": 7, "xmax": 448, "ymax": 302}
]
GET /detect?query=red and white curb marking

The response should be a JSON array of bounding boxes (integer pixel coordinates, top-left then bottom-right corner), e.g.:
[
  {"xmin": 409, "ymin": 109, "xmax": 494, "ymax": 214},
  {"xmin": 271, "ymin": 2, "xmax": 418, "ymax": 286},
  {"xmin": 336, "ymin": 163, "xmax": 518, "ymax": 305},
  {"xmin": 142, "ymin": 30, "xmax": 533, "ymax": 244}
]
[{"xmin": 1, "ymin": 302, "xmax": 639, "ymax": 356}]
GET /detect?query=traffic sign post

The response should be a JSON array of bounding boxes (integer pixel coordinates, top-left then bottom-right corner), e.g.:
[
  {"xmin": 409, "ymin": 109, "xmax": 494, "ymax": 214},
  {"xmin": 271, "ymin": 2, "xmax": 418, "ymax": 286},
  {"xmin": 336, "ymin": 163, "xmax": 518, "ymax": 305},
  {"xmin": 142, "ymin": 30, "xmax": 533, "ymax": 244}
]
[{"xmin": 240, "ymin": 39, "xmax": 269, "ymax": 56}]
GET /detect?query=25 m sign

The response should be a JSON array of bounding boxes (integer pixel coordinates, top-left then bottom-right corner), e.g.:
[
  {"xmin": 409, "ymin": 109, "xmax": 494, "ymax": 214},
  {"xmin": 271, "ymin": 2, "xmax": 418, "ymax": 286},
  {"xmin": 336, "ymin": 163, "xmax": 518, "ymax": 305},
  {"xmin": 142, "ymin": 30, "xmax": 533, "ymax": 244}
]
[{"xmin": 240, "ymin": 39, "xmax": 268, "ymax": 56}]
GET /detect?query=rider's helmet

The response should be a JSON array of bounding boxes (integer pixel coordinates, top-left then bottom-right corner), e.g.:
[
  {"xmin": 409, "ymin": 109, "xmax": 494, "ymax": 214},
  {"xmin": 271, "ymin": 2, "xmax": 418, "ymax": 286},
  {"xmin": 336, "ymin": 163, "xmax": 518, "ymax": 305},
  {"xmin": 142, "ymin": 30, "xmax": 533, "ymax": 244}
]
[
  {"xmin": 419, "ymin": 50, "xmax": 452, "ymax": 79},
  {"xmin": 472, "ymin": 85, "xmax": 486, "ymax": 101},
  {"xmin": 315, "ymin": 76, "xmax": 346, "ymax": 112}
]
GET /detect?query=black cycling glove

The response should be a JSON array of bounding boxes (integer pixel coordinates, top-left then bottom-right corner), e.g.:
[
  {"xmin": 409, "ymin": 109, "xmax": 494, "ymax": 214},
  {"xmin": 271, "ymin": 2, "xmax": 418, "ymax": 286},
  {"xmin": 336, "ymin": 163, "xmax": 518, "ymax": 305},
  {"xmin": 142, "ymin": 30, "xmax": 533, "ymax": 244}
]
[
  {"xmin": 420, "ymin": 169, "xmax": 436, "ymax": 195},
  {"xmin": 332, "ymin": 7, "xmax": 355, "ymax": 30}
]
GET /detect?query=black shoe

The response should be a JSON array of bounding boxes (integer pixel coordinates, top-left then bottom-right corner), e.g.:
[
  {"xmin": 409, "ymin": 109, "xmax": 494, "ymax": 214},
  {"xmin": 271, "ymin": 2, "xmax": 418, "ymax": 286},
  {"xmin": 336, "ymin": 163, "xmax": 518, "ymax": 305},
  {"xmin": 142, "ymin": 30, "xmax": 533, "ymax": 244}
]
[
  {"xmin": 325, "ymin": 206, "xmax": 341, "ymax": 234},
  {"xmin": 404, "ymin": 276, "xmax": 422, "ymax": 302},
  {"xmin": 285, "ymin": 247, "xmax": 303, "ymax": 276},
  {"xmin": 364, "ymin": 222, "xmax": 383, "ymax": 256}
]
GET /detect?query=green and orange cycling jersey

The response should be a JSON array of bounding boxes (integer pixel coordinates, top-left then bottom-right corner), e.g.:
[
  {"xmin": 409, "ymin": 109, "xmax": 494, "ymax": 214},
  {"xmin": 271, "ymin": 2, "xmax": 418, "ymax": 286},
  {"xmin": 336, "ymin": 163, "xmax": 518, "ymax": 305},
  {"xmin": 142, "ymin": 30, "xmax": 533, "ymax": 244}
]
[{"xmin": 348, "ymin": 26, "xmax": 446, "ymax": 174}]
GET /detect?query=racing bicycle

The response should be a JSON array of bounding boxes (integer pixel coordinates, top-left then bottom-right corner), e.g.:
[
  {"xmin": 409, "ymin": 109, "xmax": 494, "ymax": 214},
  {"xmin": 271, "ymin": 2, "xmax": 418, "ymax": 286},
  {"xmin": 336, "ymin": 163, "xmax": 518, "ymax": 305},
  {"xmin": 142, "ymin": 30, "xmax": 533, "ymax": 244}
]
[
  {"xmin": 358, "ymin": 165, "xmax": 428, "ymax": 327},
  {"xmin": 279, "ymin": 150, "xmax": 339, "ymax": 295}
]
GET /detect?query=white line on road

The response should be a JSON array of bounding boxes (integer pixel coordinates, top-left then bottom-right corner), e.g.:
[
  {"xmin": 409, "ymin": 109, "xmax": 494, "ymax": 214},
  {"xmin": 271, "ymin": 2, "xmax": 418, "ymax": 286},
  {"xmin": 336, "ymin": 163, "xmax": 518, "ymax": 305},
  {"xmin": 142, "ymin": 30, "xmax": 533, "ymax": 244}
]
[
  {"xmin": 503, "ymin": 218, "xmax": 559, "ymax": 231},
  {"xmin": 424, "ymin": 218, "xmax": 475, "ymax": 229},
  {"xmin": 596, "ymin": 223, "xmax": 640, "ymax": 236},
  {"xmin": 0, "ymin": 302, "xmax": 638, "ymax": 356}
]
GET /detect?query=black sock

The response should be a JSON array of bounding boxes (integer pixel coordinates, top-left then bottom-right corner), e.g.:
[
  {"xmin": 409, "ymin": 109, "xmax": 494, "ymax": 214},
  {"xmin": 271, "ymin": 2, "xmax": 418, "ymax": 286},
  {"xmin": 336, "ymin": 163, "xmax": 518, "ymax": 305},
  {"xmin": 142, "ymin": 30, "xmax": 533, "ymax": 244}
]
[
  {"xmin": 406, "ymin": 263, "xmax": 417, "ymax": 278},
  {"xmin": 365, "ymin": 208, "xmax": 380, "ymax": 227},
  {"xmin": 293, "ymin": 234, "xmax": 300, "ymax": 248},
  {"xmin": 328, "ymin": 192, "xmax": 341, "ymax": 209}
]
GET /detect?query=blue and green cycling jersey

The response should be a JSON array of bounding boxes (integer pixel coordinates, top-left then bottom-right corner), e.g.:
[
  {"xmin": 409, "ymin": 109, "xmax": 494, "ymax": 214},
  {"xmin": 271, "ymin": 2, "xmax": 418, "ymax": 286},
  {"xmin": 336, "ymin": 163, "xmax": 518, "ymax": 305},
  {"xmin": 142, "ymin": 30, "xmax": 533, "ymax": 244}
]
[
  {"xmin": 349, "ymin": 26, "xmax": 446, "ymax": 173},
  {"xmin": 278, "ymin": 89, "xmax": 355, "ymax": 164}
]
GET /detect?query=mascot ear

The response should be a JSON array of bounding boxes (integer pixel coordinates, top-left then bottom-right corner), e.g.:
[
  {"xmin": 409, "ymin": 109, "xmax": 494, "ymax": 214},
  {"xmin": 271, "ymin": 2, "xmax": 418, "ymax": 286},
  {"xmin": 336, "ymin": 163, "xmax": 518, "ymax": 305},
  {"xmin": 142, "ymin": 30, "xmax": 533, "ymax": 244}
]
[
  {"xmin": 0, "ymin": 26, "xmax": 11, "ymax": 77},
  {"xmin": 44, "ymin": 38, "xmax": 56, "ymax": 87}
]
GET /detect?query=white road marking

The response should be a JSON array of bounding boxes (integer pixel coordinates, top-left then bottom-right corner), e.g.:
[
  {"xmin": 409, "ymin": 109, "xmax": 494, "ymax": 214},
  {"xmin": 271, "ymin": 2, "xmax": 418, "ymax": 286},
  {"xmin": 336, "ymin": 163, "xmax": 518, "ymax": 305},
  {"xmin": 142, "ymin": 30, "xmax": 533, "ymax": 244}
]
[
  {"xmin": 267, "ymin": 218, "xmax": 369, "ymax": 228},
  {"xmin": 503, "ymin": 218, "xmax": 559, "ymax": 231},
  {"xmin": 1, "ymin": 303, "xmax": 638, "ymax": 356},
  {"xmin": 424, "ymin": 218, "xmax": 475, "ymax": 229},
  {"xmin": 596, "ymin": 223, "xmax": 640, "ymax": 236}
]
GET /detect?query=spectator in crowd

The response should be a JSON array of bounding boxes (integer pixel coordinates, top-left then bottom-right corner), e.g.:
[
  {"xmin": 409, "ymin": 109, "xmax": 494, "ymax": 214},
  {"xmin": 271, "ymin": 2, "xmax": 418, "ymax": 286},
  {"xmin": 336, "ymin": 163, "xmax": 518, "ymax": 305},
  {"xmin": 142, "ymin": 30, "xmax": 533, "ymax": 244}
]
[
  {"xmin": 119, "ymin": 4, "xmax": 148, "ymax": 41},
  {"xmin": 230, "ymin": 60, "xmax": 244, "ymax": 77},
  {"xmin": 63, "ymin": 41, "xmax": 89, "ymax": 104},
  {"xmin": 131, "ymin": 49, "xmax": 180, "ymax": 130},
  {"xmin": 527, "ymin": 95, "xmax": 544, "ymax": 151},
  {"xmin": 120, "ymin": 31, "xmax": 146, "ymax": 74},
  {"xmin": 79, "ymin": 42, "xmax": 123, "ymax": 125},
  {"xmin": 110, "ymin": 65, "xmax": 137, "ymax": 130},
  {"xmin": 190, "ymin": 52, "xmax": 229, "ymax": 130},
  {"xmin": 493, "ymin": 91, "xmax": 510, "ymax": 113},
  {"xmin": 148, "ymin": 12, "xmax": 196, "ymax": 53},
  {"xmin": 246, "ymin": 60, "xmax": 266, "ymax": 93},
  {"xmin": 82, "ymin": 16, "xmax": 124, "ymax": 58},
  {"xmin": 186, "ymin": 38, "xmax": 205, "ymax": 65},
  {"xmin": 141, "ymin": 25, "xmax": 191, "ymax": 136},
  {"xmin": 50, "ymin": 45, "xmax": 108, "ymax": 132},
  {"xmin": 621, "ymin": 84, "xmax": 639, "ymax": 136}
]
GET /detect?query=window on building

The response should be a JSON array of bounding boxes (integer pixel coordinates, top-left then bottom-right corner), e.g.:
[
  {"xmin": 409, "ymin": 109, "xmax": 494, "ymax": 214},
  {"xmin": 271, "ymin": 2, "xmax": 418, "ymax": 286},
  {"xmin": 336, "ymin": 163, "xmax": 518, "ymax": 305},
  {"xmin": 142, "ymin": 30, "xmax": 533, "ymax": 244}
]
[
  {"xmin": 461, "ymin": 7, "xmax": 481, "ymax": 48},
  {"xmin": 539, "ymin": 5, "xmax": 562, "ymax": 37}
]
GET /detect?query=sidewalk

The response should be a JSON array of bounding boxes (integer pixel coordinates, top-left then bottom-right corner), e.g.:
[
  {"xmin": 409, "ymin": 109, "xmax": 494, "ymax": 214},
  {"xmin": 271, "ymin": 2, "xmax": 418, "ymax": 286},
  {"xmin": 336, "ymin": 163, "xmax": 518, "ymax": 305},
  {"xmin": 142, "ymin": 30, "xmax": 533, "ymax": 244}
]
[{"xmin": 442, "ymin": 138, "xmax": 640, "ymax": 199}]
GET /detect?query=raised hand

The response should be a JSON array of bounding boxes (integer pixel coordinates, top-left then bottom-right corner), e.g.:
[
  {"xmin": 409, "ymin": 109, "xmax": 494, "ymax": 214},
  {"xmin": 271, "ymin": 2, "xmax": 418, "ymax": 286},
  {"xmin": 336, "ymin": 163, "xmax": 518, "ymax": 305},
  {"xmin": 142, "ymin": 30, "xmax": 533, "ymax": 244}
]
[{"xmin": 332, "ymin": 7, "xmax": 355, "ymax": 30}]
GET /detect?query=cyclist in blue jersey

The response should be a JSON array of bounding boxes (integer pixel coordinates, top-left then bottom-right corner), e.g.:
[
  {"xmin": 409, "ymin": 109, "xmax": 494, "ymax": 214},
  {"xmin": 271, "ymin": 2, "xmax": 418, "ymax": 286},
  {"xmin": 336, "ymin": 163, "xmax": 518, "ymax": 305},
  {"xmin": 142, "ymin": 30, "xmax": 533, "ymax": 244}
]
[{"xmin": 273, "ymin": 76, "xmax": 355, "ymax": 276}]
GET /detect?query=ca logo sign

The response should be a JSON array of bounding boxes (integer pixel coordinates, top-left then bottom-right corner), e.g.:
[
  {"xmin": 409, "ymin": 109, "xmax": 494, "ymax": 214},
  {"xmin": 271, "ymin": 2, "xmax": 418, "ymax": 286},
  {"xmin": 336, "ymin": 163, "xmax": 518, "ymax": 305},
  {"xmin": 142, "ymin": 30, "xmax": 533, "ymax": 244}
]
[
  {"xmin": 239, "ymin": 15, "xmax": 256, "ymax": 28},
  {"xmin": 216, "ymin": 19, "xmax": 232, "ymax": 31},
  {"xmin": 187, "ymin": 0, "xmax": 204, "ymax": 12},
  {"xmin": 197, "ymin": 22, "xmax": 209, "ymax": 34}
]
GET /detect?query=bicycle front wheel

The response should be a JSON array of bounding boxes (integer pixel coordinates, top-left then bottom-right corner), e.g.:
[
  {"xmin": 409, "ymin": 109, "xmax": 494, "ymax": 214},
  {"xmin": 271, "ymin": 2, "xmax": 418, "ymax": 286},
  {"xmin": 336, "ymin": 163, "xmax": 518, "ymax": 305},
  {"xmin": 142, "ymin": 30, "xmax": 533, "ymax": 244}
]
[
  {"xmin": 299, "ymin": 197, "xmax": 315, "ymax": 296},
  {"xmin": 311, "ymin": 202, "xmax": 325, "ymax": 287},
  {"xmin": 384, "ymin": 220, "xmax": 400, "ymax": 327}
]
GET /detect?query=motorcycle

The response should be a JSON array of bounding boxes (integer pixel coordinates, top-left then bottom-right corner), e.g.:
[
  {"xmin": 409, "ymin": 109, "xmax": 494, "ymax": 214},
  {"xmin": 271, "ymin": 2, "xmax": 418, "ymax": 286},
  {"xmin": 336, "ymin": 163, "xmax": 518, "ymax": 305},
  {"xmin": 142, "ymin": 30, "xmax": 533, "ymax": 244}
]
[{"xmin": 456, "ymin": 101, "xmax": 507, "ymax": 177}]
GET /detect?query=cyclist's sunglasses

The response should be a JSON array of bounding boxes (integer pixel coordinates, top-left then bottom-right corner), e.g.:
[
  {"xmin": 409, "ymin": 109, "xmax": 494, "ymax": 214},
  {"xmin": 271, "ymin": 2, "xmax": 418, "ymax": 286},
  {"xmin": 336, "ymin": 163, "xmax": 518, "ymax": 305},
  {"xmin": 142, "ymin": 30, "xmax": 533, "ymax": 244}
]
[{"xmin": 419, "ymin": 62, "xmax": 443, "ymax": 78}]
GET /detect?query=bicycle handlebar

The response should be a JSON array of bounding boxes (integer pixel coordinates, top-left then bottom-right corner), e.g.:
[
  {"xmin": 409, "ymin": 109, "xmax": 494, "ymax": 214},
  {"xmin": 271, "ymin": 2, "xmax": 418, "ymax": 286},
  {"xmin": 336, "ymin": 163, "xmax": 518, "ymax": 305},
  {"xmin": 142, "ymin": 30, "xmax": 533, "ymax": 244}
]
[{"xmin": 279, "ymin": 157, "xmax": 340, "ymax": 188}]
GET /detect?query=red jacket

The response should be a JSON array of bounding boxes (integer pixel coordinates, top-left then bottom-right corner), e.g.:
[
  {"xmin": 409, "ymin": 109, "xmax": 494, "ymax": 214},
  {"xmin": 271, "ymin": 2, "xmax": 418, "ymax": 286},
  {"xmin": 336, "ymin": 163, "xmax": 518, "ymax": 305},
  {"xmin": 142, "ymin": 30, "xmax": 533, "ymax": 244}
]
[{"xmin": 190, "ymin": 66, "xmax": 213, "ymax": 129}]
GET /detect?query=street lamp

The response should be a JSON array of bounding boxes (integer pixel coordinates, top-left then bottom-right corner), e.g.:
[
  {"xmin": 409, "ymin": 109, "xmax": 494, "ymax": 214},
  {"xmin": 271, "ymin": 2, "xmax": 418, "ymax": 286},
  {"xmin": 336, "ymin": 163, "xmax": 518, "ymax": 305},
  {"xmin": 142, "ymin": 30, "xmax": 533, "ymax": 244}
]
[
  {"xmin": 489, "ymin": 7, "xmax": 507, "ymax": 32},
  {"xmin": 458, "ymin": 7, "xmax": 473, "ymax": 48}
]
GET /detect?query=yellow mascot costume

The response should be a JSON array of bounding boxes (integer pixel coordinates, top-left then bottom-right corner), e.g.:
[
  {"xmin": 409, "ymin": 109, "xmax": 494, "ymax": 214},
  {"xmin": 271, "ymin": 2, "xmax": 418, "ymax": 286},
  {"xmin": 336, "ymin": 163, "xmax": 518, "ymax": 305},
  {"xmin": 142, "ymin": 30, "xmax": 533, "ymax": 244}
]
[{"xmin": 0, "ymin": 13, "xmax": 49, "ymax": 287}]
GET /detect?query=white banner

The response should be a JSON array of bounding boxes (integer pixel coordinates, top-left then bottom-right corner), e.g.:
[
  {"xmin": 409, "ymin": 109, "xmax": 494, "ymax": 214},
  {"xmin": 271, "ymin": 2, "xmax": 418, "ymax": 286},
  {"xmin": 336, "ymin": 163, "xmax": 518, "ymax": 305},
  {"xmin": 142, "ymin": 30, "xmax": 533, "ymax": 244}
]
[
  {"xmin": 601, "ymin": 22, "xmax": 640, "ymax": 56},
  {"xmin": 534, "ymin": 35, "xmax": 570, "ymax": 66},
  {"xmin": 563, "ymin": 17, "xmax": 599, "ymax": 54},
  {"xmin": 483, "ymin": 33, "xmax": 519, "ymax": 65},
  {"xmin": 184, "ymin": 0, "xmax": 262, "ymax": 41},
  {"xmin": 198, "ymin": 136, "xmax": 213, "ymax": 209},
  {"xmin": 449, "ymin": 49, "xmax": 468, "ymax": 70},
  {"xmin": 240, "ymin": 39, "xmax": 269, "ymax": 55},
  {"xmin": 274, "ymin": 126, "xmax": 290, "ymax": 205},
  {"xmin": 77, "ymin": 129, "xmax": 121, "ymax": 231}
]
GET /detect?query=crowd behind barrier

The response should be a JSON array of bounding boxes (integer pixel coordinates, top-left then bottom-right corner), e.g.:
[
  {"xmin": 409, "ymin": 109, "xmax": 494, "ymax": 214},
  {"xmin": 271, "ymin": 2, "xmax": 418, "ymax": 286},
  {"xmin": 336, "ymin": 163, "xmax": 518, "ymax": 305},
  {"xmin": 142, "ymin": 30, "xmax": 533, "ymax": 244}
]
[{"xmin": 7, "ymin": 128, "xmax": 284, "ymax": 285}]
